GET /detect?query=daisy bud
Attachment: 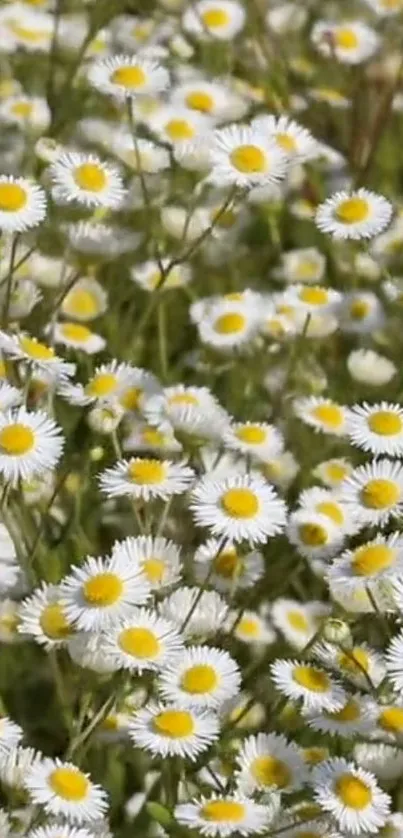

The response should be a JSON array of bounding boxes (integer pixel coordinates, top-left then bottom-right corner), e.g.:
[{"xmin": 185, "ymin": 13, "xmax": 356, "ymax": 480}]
[{"xmin": 323, "ymin": 618, "xmax": 352, "ymax": 646}]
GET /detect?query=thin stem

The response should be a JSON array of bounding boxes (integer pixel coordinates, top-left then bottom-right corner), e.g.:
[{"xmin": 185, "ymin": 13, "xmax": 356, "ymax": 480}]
[{"xmin": 2, "ymin": 234, "xmax": 20, "ymax": 328}]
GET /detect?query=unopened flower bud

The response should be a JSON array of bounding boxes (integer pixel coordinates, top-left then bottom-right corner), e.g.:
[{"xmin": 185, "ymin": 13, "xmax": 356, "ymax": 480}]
[{"xmin": 323, "ymin": 618, "xmax": 352, "ymax": 646}]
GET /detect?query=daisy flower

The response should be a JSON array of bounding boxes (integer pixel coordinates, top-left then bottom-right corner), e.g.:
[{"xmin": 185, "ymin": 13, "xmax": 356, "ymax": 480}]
[
  {"xmin": 297, "ymin": 487, "xmax": 357, "ymax": 536},
  {"xmin": 307, "ymin": 695, "xmax": 375, "ymax": 738},
  {"xmin": 271, "ymin": 598, "xmax": 327, "ymax": 650},
  {"xmin": 251, "ymin": 114, "xmax": 319, "ymax": 162},
  {"xmin": 346, "ymin": 403, "xmax": 403, "ymax": 456},
  {"xmin": 222, "ymin": 421, "xmax": 284, "ymax": 462},
  {"xmin": 313, "ymin": 458, "xmax": 353, "ymax": 489},
  {"xmin": 287, "ymin": 510, "xmax": 344, "ymax": 560},
  {"xmin": 28, "ymin": 827, "xmax": 96, "ymax": 838},
  {"xmin": 50, "ymin": 152, "xmax": 126, "ymax": 209},
  {"xmin": 101, "ymin": 607, "xmax": 183, "ymax": 673},
  {"xmin": 0, "ymin": 175, "xmax": 46, "ymax": 232},
  {"xmin": 111, "ymin": 535, "xmax": 182, "ymax": 592},
  {"xmin": 208, "ymin": 124, "xmax": 288, "ymax": 188},
  {"xmin": 60, "ymin": 278, "xmax": 107, "ymax": 322},
  {"xmin": 311, "ymin": 758, "xmax": 391, "ymax": 834},
  {"xmin": 99, "ymin": 457, "xmax": 194, "ymax": 500},
  {"xmin": 182, "ymin": 0, "xmax": 246, "ymax": 40},
  {"xmin": 24, "ymin": 758, "xmax": 108, "ymax": 823},
  {"xmin": 172, "ymin": 79, "xmax": 247, "ymax": 124},
  {"xmin": 339, "ymin": 459, "xmax": 403, "ymax": 528},
  {"xmin": 160, "ymin": 587, "xmax": 229, "ymax": 639},
  {"xmin": 315, "ymin": 189, "xmax": 392, "ymax": 240},
  {"xmin": 190, "ymin": 473, "xmax": 287, "ymax": 545},
  {"xmin": 0, "ymin": 407, "xmax": 63, "ymax": 485},
  {"xmin": 149, "ymin": 105, "xmax": 211, "ymax": 149},
  {"xmin": 385, "ymin": 631, "xmax": 403, "ymax": 692},
  {"xmin": 312, "ymin": 21, "xmax": 380, "ymax": 64},
  {"xmin": 123, "ymin": 421, "xmax": 181, "ymax": 456},
  {"xmin": 130, "ymin": 260, "xmax": 192, "ymax": 292},
  {"xmin": 281, "ymin": 284, "xmax": 341, "ymax": 313},
  {"xmin": 338, "ymin": 292, "xmax": 385, "ymax": 334},
  {"xmin": 52, "ymin": 322, "xmax": 106, "ymax": 355},
  {"xmin": 364, "ymin": 0, "xmax": 403, "ymax": 14},
  {"xmin": 66, "ymin": 221, "xmax": 142, "ymax": 256},
  {"xmin": 19, "ymin": 583, "xmax": 74, "ymax": 648},
  {"xmin": 0, "ymin": 383, "xmax": 21, "ymax": 413},
  {"xmin": 158, "ymin": 645, "xmax": 241, "ymax": 710},
  {"xmin": 227, "ymin": 610, "xmax": 276, "ymax": 645},
  {"xmin": 0, "ymin": 331, "xmax": 74, "ymax": 380},
  {"xmin": 62, "ymin": 362, "xmax": 159, "ymax": 409},
  {"xmin": 0, "ymin": 716, "xmax": 23, "ymax": 754},
  {"xmin": 294, "ymin": 397, "xmax": 347, "ymax": 436},
  {"xmin": 87, "ymin": 54, "xmax": 169, "ymax": 100},
  {"xmin": 194, "ymin": 539, "xmax": 264, "ymax": 593},
  {"xmin": 113, "ymin": 134, "xmax": 170, "ymax": 173},
  {"xmin": 270, "ymin": 659, "xmax": 346, "ymax": 713},
  {"xmin": 347, "ymin": 350, "xmax": 396, "ymax": 385},
  {"xmin": 315, "ymin": 641, "xmax": 386, "ymax": 690},
  {"xmin": 328, "ymin": 532, "xmax": 403, "ymax": 604},
  {"xmin": 235, "ymin": 732, "xmax": 307, "ymax": 794},
  {"xmin": 0, "ymin": 95, "xmax": 50, "ymax": 131},
  {"xmin": 174, "ymin": 795, "xmax": 277, "ymax": 837},
  {"xmin": 129, "ymin": 703, "xmax": 220, "ymax": 760},
  {"xmin": 372, "ymin": 701, "xmax": 403, "ymax": 739},
  {"xmin": 59, "ymin": 552, "xmax": 150, "ymax": 632},
  {"xmin": 275, "ymin": 247, "xmax": 325, "ymax": 284}
]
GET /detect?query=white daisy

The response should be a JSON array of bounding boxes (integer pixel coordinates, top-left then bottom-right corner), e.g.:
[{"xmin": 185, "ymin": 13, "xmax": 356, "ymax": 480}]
[
  {"xmin": 24, "ymin": 758, "xmax": 108, "ymax": 823},
  {"xmin": 52, "ymin": 322, "xmax": 106, "ymax": 355},
  {"xmin": 251, "ymin": 114, "xmax": 319, "ymax": 162},
  {"xmin": 316, "ymin": 189, "xmax": 392, "ymax": 240},
  {"xmin": 182, "ymin": 0, "xmax": 246, "ymax": 40},
  {"xmin": 312, "ymin": 21, "xmax": 380, "ymax": 64},
  {"xmin": 338, "ymin": 292, "xmax": 385, "ymax": 334},
  {"xmin": 346, "ymin": 402, "xmax": 403, "ymax": 455},
  {"xmin": 66, "ymin": 221, "xmax": 142, "ymax": 256},
  {"xmin": 28, "ymin": 826, "xmax": 96, "ymax": 838},
  {"xmin": 174, "ymin": 795, "xmax": 276, "ymax": 837},
  {"xmin": 101, "ymin": 607, "xmax": 183, "ymax": 673},
  {"xmin": 287, "ymin": 510, "xmax": 344, "ymax": 560},
  {"xmin": 270, "ymin": 659, "xmax": 346, "ymax": 712},
  {"xmin": 229, "ymin": 610, "xmax": 276, "ymax": 645},
  {"xmin": 0, "ymin": 407, "xmax": 63, "ymax": 484},
  {"xmin": 111, "ymin": 535, "xmax": 182, "ymax": 592},
  {"xmin": 297, "ymin": 487, "xmax": 357, "ymax": 536},
  {"xmin": 311, "ymin": 758, "xmax": 391, "ymax": 834},
  {"xmin": 0, "ymin": 331, "xmax": 74, "ymax": 380},
  {"xmin": 123, "ymin": 420, "xmax": 181, "ymax": 456},
  {"xmin": 385, "ymin": 631, "xmax": 403, "ymax": 692},
  {"xmin": 208, "ymin": 124, "xmax": 288, "ymax": 188},
  {"xmin": 347, "ymin": 349, "xmax": 396, "ymax": 385},
  {"xmin": 172, "ymin": 79, "xmax": 247, "ymax": 124},
  {"xmin": 0, "ymin": 716, "xmax": 23, "ymax": 754},
  {"xmin": 0, "ymin": 175, "xmax": 46, "ymax": 232},
  {"xmin": 222, "ymin": 421, "xmax": 283, "ymax": 462},
  {"xmin": 294, "ymin": 396, "xmax": 348, "ymax": 436},
  {"xmin": 364, "ymin": 0, "xmax": 403, "ymax": 14},
  {"xmin": 158, "ymin": 645, "xmax": 241, "ymax": 709},
  {"xmin": 194, "ymin": 539, "xmax": 264, "ymax": 593},
  {"xmin": 87, "ymin": 54, "xmax": 169, "ymax": 100},
  {"xmin": 275, "ymin": 247, "xmax": 325, "ymax": 284},
  {"xmin": 339, "ymin": 459, "xmax": 403, "ymax": 528},
  {"xmin": 129, "ymin": 703, "xmax": 220, "ymax": 760},
  {"xmin": 50, "ymin": 152, "xmax": 126, "ymax": 209},
  {"xmin": 235, "ymin": 732, "xmax": 307, "ymax": 794},
  {"xmin": 0, "ymin": 745, "xmax": 42, "ymax": 790},
  {"xmin": 98, "ymin": 457, "xmax": 194, "ymax": 500},
  {"xmin": 314, "ymin": 641, "xmax": 386, "ymax": 690},
  {"xmin": 328, "ymin": 532, "xmax": 403, "ymax": 604},
  {"xmin": 159, "ymin": 587, "xmax": 229, "ymax": 639},
  {"xmin": 19, "ymin": 583, "xmax": 74, "ymax": 648},
  {"xmin": 60, "ymin": 277, "xmax": 107, "ymax": 322},
  {"xmin": 306, "ymin": 694, "xmax": 375, "ymax": 738},
  {"xmin": 313, "ymin": 458, "xmax": 353, "ymax": 489}
]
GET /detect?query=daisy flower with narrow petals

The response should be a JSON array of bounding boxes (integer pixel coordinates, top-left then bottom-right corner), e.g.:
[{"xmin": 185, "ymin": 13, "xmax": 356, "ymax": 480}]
[
  {"xmin": 208, "ymin": 124, "xmax": 288, "ymax": 188},
  {"xmin": 385, "ymin": 632, "xmax": 403, "ymax": 691},
  {"xmin": 315, "ymin": 189, "xmax": 392, "ymax": 240},
  {"xmin": 52, "ymin": 322, "xmax": 106, "ymax": 355},
  {"xmin": 0, "ymin": 383, "xmax": 21, "ymax": 412},
  {"xmin": 346, "ymin": 402, "xmax": 403, "ymax": 456},
  {"xmin": 0, "ymin": 408, "xmax": 63, "ymax": 484},
  {"xmin": 28, "ymin": 826, "xmax": 96, "ymax": 838},
  {"xmin": 287, "ymin": 510, "xmax": 344, "ymax": 560},
  {"xmin": 314, "ymin": 641, "xmax": 386, "ymax": 690},
  {"xmin": 18, "ymin": 583, "xmax": 75, "ymax": 648},
  {"xmin": 24, "ymin": 758, "xmax": 108, "ymax": 823},
  {"xmin": 160, "ymin": 587, "xmax": 229, "ymax": 639},
  {"xmin": 271, "ymin": 598, "xmax": 328, "ymax": 650},
  {"xmin": 194, "ymin": 539, "xmax": 264, "ymax": 593},
  {"xmin": 60, "ymin": 277, "xmax": 107, "ymax": 322},
  {"xmin": 190, "ymin": 473, "xmax": 287, "ymax": 545},
  {"xmin": 222, "ymin": 421, "xmax": 284, "ymax": 462},
  {"xmin": 174, "ymin": 795, "xmax": 277, "ymax": 837},
  {"xmin": 339, "ymin": 459, "xmax": 403, "ymax": 528},
  {"xmin": 111, "ymin": 535, "xmax": 182, "ymax": 592},
  {"xmin": 158, "ymin": 645, "xmax": 241, "ymax": 709},
  {"xmin": 0, "ymin": 716, "xmax": 23, "ymax": 754},
  {"xmin": 338, "ymin": 291, "xmax": 385, "ymax": 334},
  {"xmin": 0, "ymin": 175, "xmax": 46, "ymax": 232},
  {"xmin": 311, "ymin": 758, "xmax": 391, "ymax": 834},
  {"xmin": 230, "ymin": 610, "xmax": 276, "ymax": 645},
  {"xmin": 328, "ymin": 532, "xmax": 403, "ymax": 604},
  {"xmin": 235, "ymin": 732, "xmax": 307, "ymax": 794},
  {"xmin": 87, "ymin": 54, "xmax": 169, "ymax": 100},
  {"xmin": 0, "ymin": 331, "xmax": 74, "ymax": 380},
  {"xmin": 101, "ymin": 607, "xmax": 183, "ymax": 673},
  {"xmin": 123, "ymin": 420, "xmax": 181, "ymax": 456},
  {"xmin": 182, "ymin": 0, "xmax": 246, "ymax": 40},
  {"xmin": 59, "ymin": 552, "xmax": 150, "ymax": 632},
  {"xmin": 99, "ymin": 457, "xmax": 194, "ymax": 500},
  {"xmin": 252, "ymin": 114, "xmax": 319, "ymax": 162},
  {"xmin": 197, "ymin": 299, "xmax": 262, "ymax": 352},
  {"xmin": 172, "ymin": 79, "xmax": 247, "ymax": 124},
  {"xmin": 294, "ymin": 396, "xmax": 348, "ymax": 436},
  {"xmin": 306, "ymin": 695, "xmax": 375, "ymax": 738},
  {"xmin": 312, "ymin": 21, "xmax": 380, "ymax": 64},
  {"xmin": 314, "ymin": 458, "xmax": 353, "ymax": 489},
  {"xmin": 270, "ymin": 659, "xmax": 346, "ymax": 713},
  {"xmin": 297, "ymin": 487, "xmax": 357, "ymax": 536},
  {"xmin": 129, "ymin": 703, "xmax": 220, "ymax": 760},
  {"xmin": 149, "ymin": 105, "xmax": 211, "ymax": 150},
  {"xmin": 372, "ymin": 701, "xmax": 403, "ymax": 740},
  {"xmin": 61, "ymin": 362, "xmax": 159, "ymax": 409},
  {"xmin": 50, "ymin": 152, "xmax": 126, "ymax": 209}
]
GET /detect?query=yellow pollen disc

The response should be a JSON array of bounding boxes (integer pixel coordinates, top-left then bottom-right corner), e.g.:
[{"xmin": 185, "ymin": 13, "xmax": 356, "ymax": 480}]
[
  {"xmin": 251, "ymin": 755, "xmax": 291, "ymax": 789},
  {"xmin": 368, "ymin": 411, "xmax": 402, "ymax": 436},
  {"xmin": 181, "ymin": 664, "xmax": 218, "ymax": 694},
  {"xmin": 349, "ymin": 299, "xmax": 370, "ymax": 320},
  {"xmin": 311, "ymin": 404, "xmax": 343, "ymax": 428},
  {"xmin": 165, "ymin": 119, "xmax": 195, "ymax": 141},
  {"xmin": 63, "ymin": 289, "xmax": 99, "ymax": 319},
  {"xmin": 326, "ymin": 699, "xmax": 360, "ymax": 723},
  {"xmin": 168, "ymin": 393, "xmax": 199, "ymax": 406},
  {"xmin": 299, "ymin": 523, "xmax": 328, "ymax": 546},
  {"xmin": 111, "ymin": 65, "xmax": 146, "ymax": 89},
  {"xmin": 9, "ymin": 23, "xmax": 48, "ymax": 42},
  {"xmin": 85, "ymin": 373, "xmax": 118, "ymax": 398},
  {"xmin": 128, "ymin": 459, "xmax": 166, "ymax": 484},
  {"xmin": 39, "ymin": 604, "xmax": 72, "ymax": 640},
  {"xmin": 74, "ymin": 163, "xmax": 107, "ymax": 193},
  {"xmin": 214, "ymin": 312, "xmax": 246, "ymax": 334},
  {"xmin": 292, "ymin": 665, "xmax": 330, "ymax": 692},
  {"xmin": 238, "ymin": 617, "xmax": 260, "ymax": 636},
  {"xmin": 287, "ymin": 610, "xmax": 309, "ymax": 632},
  {"xmin": 338, "ymin": 647, "xmax": 369, "ymax": 674},
  {"xmin": 221, "ymin": 487, "xmax": 259, "ymax": 519},
  {"xmin": 60, "ymin": 323, "xmax": 92, "ymax": 342},
  {"xmin": 142, "ymin": 557, "xmax": 166, "ymax": 583},
  {"xmin": 334, "ymin": 28, "xmax": 359, "ymax": 49},
  {"xmin": 303, "ymin": 748, "xmax": 328, "ymax": 765},
  {"xmin": 336, "ymin": 774, "xmax": 372, "ymax": 809},
  {"xmin": 142, "ymin": 428, "xmax": 165, "ymax": 447},
  {"xmin": 12, "ymin": 102, "xmax": 33, "ymax": 118},
  {"xmin": 118, "ymin": 627, "xmax": 160, "ymax": 658},
  {"xmin": 153, "ymin": 709, "xmax": 194, "ymax": 738},
  {"xmin": 235, "ymin": 425, "xmax": 267, "ymax": 445},
  {"xmin": 82, "ymin": 572, "xmax": 123, "ymax": 607},
  {"xmin": 379, "ymin": 707, "xmax": 403, "ymax": 733},
  {"xmin": 100, "ymin": 715, "xmax": 119, "ymax": 731},
  {"xmin": 19, "ymin": 335, "xmax": 55, "ymax": 361},
  {"xmin": 0, "ymin": 361, "xmax": 6, "ymax": 378},
  {"xmin": 317, "ymin": 501, "xmax": 344, "ymax": 526},
  {"xmin": 276, "ymin": 133, "xmax": 297, "ymax": 153},
  {"xmin": 325, "ymin": 462, "xmax": 349, "ymax": 482},
  {"xmin": 361, "ymin": 478, "xmax": 400, "ymax": 509},
  {"xmin": 49, "ymin": 767, "xmax": 89, "ymax": 801},
  {"xmin": 119, "ymin": 387, "xmax": 142, "ymax": 411},
  {"xmin": 185, "ymin": 91, "xmax": 214, "ymax": 112},
  {"xmin": 230, "ymin": 144, "xmax": 267, "ymax": 174},
  {"xmin": 299, "ymin": 287, "xmax": 329, "ymax": 306},
  {"xmin": 352, "ymin": 544, "xmax": 395, "ymax": 576},
  {"xmin": 0, "ymin": 182, "xmax": 27, "ymax": 212},
  {"xmin": 214, "ymin": 549, "xmax": 241, "ymax": 579},
  {"xmin": 201, "ymin": 8, "xmax": 230, "ymax": 27},
  {"xmin": 335, "ymin": 197, "xmax": 369, "ymax": 224},
  {"xmin": 296, "ymin": 260, "xmax": 319, "ymax": 280},
  {"xmin": 0, "ymin": 424, "xmax": 34, "ymax": 456},
  {"xmin": 201, "ymin": 801, "xmax": 245, "ymax": 822}
]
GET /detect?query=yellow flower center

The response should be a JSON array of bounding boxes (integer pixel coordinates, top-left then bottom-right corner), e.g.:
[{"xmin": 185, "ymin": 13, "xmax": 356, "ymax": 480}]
[
  {"xmin": 49, "ymin": 767, "xmax": 89, "ymax": 801},
  {"xmin": 100, "ymin": 714, "xmax": 119, "ymax": 731},
  {"xmin": 60, "ymin": 323, "xmax": 92, "ymax": 342},
  {"xmin": 326, "ymin": 699, "xmax": 360, "ymax": 723},
  {"xmin": 111, "ymin": 65, "xmax": 147, "ymax": 89},
  {"xmin": 119, "ymin": 387, "xmax": 142, "ymax": 411},
  {"xmin": 19, "ymin": 336, "xmax": 55, "ymax": 361},
  {"xmin": 238, "ymin": 617, "xmax": 260, "ymax": 636},
  {"xmin": 361, "ymin": 478, "xmax": 400, "ymax": 509},
  {"xmin": 230, "ymin": 144, "xmax": 267, "ymax": 174},
  {"xmin": 118, "ymin": 627, "xmax": 160, "ymax": 658},
  {"xmin": 334, "ymin": 28, "xmax": 359, "ymax": 49},
  {"xmin": 299, "ymin": 287, "xmax": 329, "ymax": 306},
  {"xmin": 221, "ymin": 487, "xmax": 259, "ymax": 518},
  {"xmin": 185, "ymin": 91, "xmax": 214, "ymax": 112},
  {"xmin": 287, "ymin": 610, "xmax": 309, "ymax": 631},
  {"xmin": 337, "ymin": 647, "xmax": 369, "ymax": 674},
  {"xmin": 296, "ymin": 260, "xmax": 319, "ymax": 280},
  {"xmin": 153, "ymin": 709, "xmax": 194, "ymax": 738},
  {"xmin": 201, "ymin": 801, "xmax": 245, "ymax": 822},
  {"xmin": 9, "ymin": 23, "xmax": 48, "ymax": 42},
  {"xmin": 0, "ymin": 183, "xmax": 27, "ymax": 212},
  {"xmin": 276, "ymin": 133, "xmax": 297, "ymax": 153},
  {"xmin": 0, "ymin": 424, "xmax": 34, "ymax": 456},
  {"xmin": 317, "ymin": 501, "xmax": 344, "ymax": 525},
  {"xmin": 85, "ymin": 373, "xmax": 118, "ymax": 398},
  {"xmin": 349, "ymin": 299, "xmax": 370, "ymax": 320},
  {"xmin": 127, "ymin": 459, "xmax": 166, "ymax": 484},
  {"xmin": 181, "ymin": 664, "xmax": 218, "ymax": 694},
  {"xmin": 311, "ymin": 404, "xmax": 343, "ymax": 428},
  {"xmin": 165, "ymin": 119, "xmax": 195, "ymax": 141},
  {"xmin": 214, "ymin": 548, "xmax": 241, "ymax": 579},
  {"xmin": 368, "ymin": 411, "xmax": 402, "ymax": 436},
  {"xmin": 142, "ymin": 428, "xmax": 166, "ymax": 447},
  {"xmin": 142, "ymin": 557, "xmax": 166, "ymax": 584},
  {"xmin": 292, "ymin": 665, "xmax": 330, "ymax": 692},
  {"xmin": 335, "ymin": 774, "xmax": 372, "ymax": 809},
  {"xmin": 299, "ymin": 522, "xmax": 328, "ymax": 546},
  {"xmin": 11, "ymin": 102, "xmax": 33, "ymax": 118},
  {"xmin": 352, "ymin": 543, "xmax": 395, "ymax": 576},
  {"xmin": 214, "ymin": 312, "xmax": 246, "ymax": 334},
  {"xmin": 325, "ymin": 462, "xmax": 349, "ymax": 482},
  {"xmin": 235, "ymin": 425, "xmax": 267, "ymax": 445},
  {"xmin": 335, "ymin": 197, "xmax": 369, "ymax": 224},
  {"xmin": 303, "ymin": 747, "xmax": 328, "ymax": 765},
  {"xmin": 298, "ymin": 805, "xmax": 323, "ymax": 822},
  {"xmin": 74, "ymin": 163, "xmax": 107, "ymax": 193},
  {"xmin": 201, "ymin": 8, "xmax": 230, "ymax": 27},
  {"xmin": 39, "ymin": 604, "xmax": 72, "ymax": 640},
  {"xmin": 64, "ymin": 288, "xmax": 99, "ymax": 319},
  {"xmin": 379, "ymin": 707, "xmax": 403, "ymax": 733},
  {"xmin": 251, "ymin": 755, "xmax": 291, "ymax": 789},
  {"xmin": 82, "ymin": 572, "xmax": 123, "ymax": 606},
  {"xmin": 168, "ymin": 393, "xmax": 199, "ymax": 406}
]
